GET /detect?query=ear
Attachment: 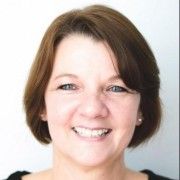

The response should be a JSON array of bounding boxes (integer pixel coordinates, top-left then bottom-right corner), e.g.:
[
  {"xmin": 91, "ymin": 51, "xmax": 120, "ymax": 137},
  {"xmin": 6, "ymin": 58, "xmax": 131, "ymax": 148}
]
[
  {"xmin": 40, "ymin": 110, "xmax": 47, "ymax": 121},
  {"xmin": 136, "ymin": 111, "xmax": 143, "ymax": 126}
]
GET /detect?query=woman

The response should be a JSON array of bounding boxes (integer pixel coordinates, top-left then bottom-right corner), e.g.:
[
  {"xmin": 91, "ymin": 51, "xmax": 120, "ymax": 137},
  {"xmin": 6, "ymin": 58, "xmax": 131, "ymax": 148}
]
[{"xmin": 7, "ymin": 4, "xmax": 174, "ymax": 180}]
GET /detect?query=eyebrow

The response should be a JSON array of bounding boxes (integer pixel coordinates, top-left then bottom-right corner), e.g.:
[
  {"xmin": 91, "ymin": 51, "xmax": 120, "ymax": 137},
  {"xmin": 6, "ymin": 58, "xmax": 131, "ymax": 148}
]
[
  {"xmin": 108, "ymin": 74, "xmax": 121, "ymax": 81},
  {"xmin": 54, "ymin": 73, "xmax": 78, "ymax": 80},
  {"xmin": 54, "ymin": 73, "xmax": 121, "ymax": 81}
]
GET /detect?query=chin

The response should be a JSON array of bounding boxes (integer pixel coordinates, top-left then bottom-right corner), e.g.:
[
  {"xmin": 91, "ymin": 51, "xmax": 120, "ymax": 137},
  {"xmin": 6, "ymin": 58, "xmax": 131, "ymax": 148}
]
[
  {"xmin": 70, "ymin": 147, "xmax": 118, "ymax": 168},
  {"xmin": 74, "ymin": 157, "xmax": 110, "ymax": 168}
]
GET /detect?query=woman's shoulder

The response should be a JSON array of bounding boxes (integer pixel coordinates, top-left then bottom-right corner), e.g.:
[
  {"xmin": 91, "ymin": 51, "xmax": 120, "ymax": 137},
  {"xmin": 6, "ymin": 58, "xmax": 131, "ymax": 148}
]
[
  {"xmin": 141, "ymin": 169, "xmax": 176, "ymax": 180},
  {"xmin": 6, "ymin": 169, "xmax": 176, "ymax": 180},
  {"xmin": 6, "ymin": 171, "xmax": 30, "ymax": 180}
]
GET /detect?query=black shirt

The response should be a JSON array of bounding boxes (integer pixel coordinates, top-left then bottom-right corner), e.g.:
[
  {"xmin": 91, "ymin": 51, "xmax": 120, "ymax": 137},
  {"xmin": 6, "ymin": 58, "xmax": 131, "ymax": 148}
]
[
  {"xmin": 6, "ymin": 170, "xmax": 176, "ymax": 180},
  {"xmin": 6, "ymin": 171, "xmax": 30, "ymax": 180},
  {"xmin": 141, "ymin": 170, "xmax": 175, "ymax": 180}
]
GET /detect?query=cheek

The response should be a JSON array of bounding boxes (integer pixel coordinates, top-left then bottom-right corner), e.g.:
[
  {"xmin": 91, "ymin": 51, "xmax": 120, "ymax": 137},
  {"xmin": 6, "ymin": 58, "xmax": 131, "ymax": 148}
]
[
  {"xmin": 107, "ymin": 97, "xmax": 140, "ymax": 149},
  {"xmin": 45, "ymin": 94, "xmax": 80, "ymax": 126},
  {"xmin": 108, "ymin": 96, "xmax": 140, "ymax": 128}
]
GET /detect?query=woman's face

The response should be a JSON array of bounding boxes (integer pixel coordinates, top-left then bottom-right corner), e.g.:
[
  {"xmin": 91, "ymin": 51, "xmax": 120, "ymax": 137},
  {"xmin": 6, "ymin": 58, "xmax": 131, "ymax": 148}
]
[{"xmin": 44, "ymin": 34, "xmax": 141, "ymax": 167}]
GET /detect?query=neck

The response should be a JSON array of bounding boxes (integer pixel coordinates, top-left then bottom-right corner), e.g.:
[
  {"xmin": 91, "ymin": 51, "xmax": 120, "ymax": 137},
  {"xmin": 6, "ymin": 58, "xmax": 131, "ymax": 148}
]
[{"xmin": 50, "ymin": 148, "xmax": 128, "ymax": 180}]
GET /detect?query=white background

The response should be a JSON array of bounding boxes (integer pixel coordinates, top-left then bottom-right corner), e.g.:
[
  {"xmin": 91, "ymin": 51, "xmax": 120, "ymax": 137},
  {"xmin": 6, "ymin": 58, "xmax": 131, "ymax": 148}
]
[{"xmin": 0, "ymin": 0, "xmax": 179, "ymax": 179}]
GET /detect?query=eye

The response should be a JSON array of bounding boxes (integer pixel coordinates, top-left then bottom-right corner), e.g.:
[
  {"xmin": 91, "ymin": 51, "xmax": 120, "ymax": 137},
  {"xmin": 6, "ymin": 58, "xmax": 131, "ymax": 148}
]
[
  {"xmin": 107, "ymin": 85, "xmax": 128, "ymax": 93},
  {"xmin": 57, "ymin": 83, "xmax": 77, "ymax": 90}
]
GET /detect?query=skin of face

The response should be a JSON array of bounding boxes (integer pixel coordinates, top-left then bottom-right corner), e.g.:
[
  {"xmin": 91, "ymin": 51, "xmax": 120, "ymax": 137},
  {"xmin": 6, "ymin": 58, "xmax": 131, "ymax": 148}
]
[{"xmin": 43, "ymin": 34, "xmax": 141, "ymax": 168}]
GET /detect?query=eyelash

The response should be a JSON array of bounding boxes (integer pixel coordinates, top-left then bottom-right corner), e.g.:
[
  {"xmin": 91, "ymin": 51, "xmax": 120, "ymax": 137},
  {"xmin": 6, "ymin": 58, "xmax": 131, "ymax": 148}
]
[
  {"xmin": 57, "ymin": 83, "xmax": 77, "ymax": 90},
  {"xmin": 57, "ymin": 84, "xmax": 128, "ymax": 93},
  {"xmin": 107, "ymin": 85, "xmax": 128, "ymax": 93}
]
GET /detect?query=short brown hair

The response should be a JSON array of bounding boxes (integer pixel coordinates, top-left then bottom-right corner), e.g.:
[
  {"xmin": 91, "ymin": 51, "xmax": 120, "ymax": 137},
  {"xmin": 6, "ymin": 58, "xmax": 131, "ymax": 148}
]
[{"xmin": 24, "ymin": 4, "xmax": 161, "ymax": 147}]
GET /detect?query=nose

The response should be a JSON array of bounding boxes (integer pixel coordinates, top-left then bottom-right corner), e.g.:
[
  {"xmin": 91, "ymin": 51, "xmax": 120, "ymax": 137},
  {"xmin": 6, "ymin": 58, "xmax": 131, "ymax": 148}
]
[{"xmin": 78, "ymin": 93, "xmax": 109, "ymax": 119}]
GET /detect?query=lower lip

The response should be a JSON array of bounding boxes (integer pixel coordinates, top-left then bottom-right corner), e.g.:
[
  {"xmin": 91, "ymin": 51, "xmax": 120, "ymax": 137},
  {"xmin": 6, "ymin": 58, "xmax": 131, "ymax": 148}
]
[{"xmin": 72, "ymin": 129, "xmax": 112, "ymax": 142}]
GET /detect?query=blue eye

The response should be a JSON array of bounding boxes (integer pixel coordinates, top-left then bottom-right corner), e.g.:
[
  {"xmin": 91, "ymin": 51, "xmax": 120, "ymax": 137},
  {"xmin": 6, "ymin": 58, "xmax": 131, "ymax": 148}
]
[
  {"xmin": 58, "ymin": 84, "xmax": 76, "ymax": 90},
  {"xmin": 107, "ymin": 86, "xmax": 128, "ymax": 93}
]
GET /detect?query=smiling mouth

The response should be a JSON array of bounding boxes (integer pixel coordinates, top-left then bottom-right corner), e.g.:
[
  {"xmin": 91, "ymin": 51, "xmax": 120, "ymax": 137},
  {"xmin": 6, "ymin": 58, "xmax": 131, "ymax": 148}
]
[{"xmin": 72, "ymin": 127, "xmax": 112, "ymax": 138}]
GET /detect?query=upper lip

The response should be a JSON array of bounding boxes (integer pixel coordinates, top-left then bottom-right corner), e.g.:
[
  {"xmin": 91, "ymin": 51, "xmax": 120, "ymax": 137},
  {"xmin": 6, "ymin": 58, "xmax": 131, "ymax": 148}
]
[{"xmin": 72, "ymin": 126, "xmax": 112, "ymax": 130}]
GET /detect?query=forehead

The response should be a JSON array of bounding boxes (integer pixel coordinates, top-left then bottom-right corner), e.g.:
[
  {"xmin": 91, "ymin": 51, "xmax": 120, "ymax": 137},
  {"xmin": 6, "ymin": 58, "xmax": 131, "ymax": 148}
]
[{"xmin": 52, "ymin": 34, "xmax": 119, "ymax": 77}]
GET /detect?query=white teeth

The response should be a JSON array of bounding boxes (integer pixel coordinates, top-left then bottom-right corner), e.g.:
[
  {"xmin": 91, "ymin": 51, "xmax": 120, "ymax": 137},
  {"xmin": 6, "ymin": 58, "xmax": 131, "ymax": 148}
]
[{"xmin": 73, "ymin": 127, "xmax": 110, "ymax": 138}]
